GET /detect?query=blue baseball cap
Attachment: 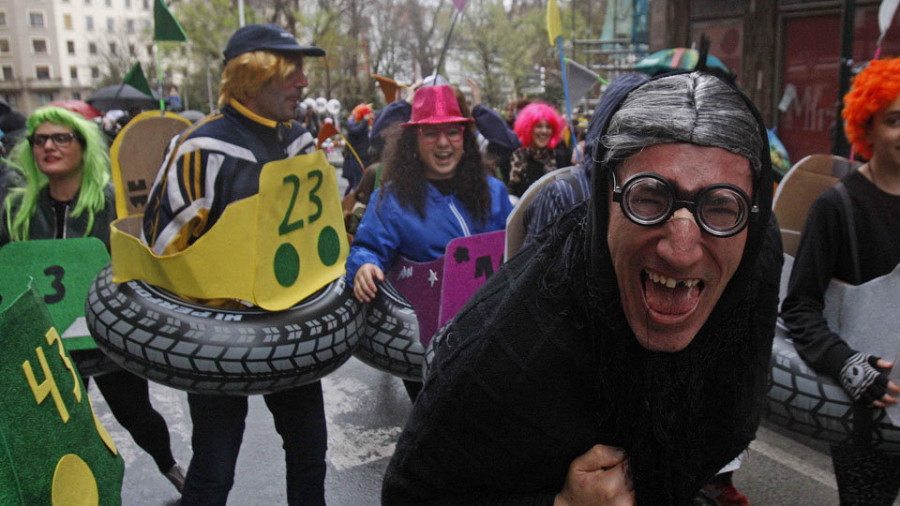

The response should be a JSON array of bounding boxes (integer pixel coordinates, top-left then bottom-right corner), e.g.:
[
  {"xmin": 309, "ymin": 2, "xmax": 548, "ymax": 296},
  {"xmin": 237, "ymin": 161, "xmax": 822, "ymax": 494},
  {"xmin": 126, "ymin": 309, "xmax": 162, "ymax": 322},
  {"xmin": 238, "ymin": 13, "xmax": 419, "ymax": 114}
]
[{"xmin": 223, "ymin": 24, "xmax": 325, "ymax": 63}]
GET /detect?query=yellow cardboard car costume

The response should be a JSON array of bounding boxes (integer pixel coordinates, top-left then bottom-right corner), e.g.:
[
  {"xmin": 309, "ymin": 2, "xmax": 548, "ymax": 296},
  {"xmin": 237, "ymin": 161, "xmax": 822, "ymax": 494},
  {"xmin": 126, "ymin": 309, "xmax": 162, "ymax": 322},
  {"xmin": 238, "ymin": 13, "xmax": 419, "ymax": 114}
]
[
  {"xmin": 110, "ymin": 152, "xmax": 349, "ymax": 311},
  {"xmin": 85, "ymin": 113, "xmax": 362, "ymax": 396}
]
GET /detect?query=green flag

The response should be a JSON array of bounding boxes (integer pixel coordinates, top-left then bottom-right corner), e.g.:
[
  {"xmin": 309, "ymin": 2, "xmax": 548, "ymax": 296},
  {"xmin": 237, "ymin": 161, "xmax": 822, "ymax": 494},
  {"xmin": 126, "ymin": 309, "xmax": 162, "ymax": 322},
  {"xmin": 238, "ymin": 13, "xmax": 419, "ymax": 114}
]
[
  {"xmin": 154, "ymin": 0, "xmax": 187, "ymax": 42},
  {"xmin": 123, "ymin": 62, "xmax": 153, "ymax": 97}
]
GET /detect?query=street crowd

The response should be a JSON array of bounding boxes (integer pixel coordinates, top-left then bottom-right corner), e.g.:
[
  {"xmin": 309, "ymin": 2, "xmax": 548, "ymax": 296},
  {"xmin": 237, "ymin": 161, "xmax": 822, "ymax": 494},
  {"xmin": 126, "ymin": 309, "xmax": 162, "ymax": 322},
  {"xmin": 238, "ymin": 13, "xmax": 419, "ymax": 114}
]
[{"xmin": 2, "ymin": 22, "xmax": 900, "ymax": 506}]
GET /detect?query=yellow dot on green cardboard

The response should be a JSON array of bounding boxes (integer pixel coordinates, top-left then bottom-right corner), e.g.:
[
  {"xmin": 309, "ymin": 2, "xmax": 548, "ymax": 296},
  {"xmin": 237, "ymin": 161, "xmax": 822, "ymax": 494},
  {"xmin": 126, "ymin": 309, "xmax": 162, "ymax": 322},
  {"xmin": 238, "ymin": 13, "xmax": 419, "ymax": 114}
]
[
  {"xmin": 52, "ymin": 454, "xmax": 98, "ymax": 506},
  {"xmin": 274, "ymin": 243, "xmax": 300, "ymax": 287},
  {"xmin": 318, "ymin": 226, "xmax": 340, "ymax": 266}
]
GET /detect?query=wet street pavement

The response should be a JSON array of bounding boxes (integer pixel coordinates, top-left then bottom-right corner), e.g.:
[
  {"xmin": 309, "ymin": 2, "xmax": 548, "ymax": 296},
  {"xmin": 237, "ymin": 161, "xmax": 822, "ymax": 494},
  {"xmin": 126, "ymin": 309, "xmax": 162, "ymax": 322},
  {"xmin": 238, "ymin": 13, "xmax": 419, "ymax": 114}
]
[{"xmin": 95, "ymin": 357, "xmax": 412, "ymax": 505}]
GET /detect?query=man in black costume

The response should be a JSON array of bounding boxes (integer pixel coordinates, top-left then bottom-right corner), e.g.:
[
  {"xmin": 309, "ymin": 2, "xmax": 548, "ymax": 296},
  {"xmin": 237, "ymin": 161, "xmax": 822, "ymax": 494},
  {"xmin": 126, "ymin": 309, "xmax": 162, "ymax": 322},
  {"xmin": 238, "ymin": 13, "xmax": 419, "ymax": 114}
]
[{"xmin": 381, "ymin": 72, "xmax": 782, "ymax": 505}]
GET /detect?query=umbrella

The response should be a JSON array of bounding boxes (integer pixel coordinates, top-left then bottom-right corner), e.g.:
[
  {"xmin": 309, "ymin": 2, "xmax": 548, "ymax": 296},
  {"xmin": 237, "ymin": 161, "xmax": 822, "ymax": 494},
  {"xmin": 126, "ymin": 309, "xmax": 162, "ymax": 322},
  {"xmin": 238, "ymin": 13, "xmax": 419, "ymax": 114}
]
[
  {"xmin": 86, "ymin": 84, "xmax": 159, "ymax": 112},
  {"xmin": 635, "ymin": 48, "xmax": 730, "ymax": 76},
  {"xmin": 0, "ymin": 97, "xmax": 10, "ymax": 116},
  {"xmin": 178, "ymin": 110, "xmax": 206, "ymax": 123},
  {"xmin": 49, "ymin": 100, "xmax": 102, "ymax": 119}
]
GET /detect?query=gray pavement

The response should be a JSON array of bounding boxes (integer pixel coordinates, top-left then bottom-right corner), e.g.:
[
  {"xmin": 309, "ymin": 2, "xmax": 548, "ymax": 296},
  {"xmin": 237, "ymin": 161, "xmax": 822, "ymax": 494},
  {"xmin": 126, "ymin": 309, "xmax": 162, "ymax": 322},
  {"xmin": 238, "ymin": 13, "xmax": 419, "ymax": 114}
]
[
  {"xmin": 97, "ymin": 354, "xmax": 881, "ymax": 506},
  {"xmin": 96, "ymin": 357, "xmax": 411, "ymax": 505}
]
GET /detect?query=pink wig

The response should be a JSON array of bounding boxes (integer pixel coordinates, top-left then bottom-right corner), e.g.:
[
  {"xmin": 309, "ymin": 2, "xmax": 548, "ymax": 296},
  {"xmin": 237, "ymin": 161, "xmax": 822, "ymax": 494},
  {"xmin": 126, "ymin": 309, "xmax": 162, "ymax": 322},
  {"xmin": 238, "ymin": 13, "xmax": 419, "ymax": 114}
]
[{"xmin": 513, "ymin": 102, "xmax": 564, "ymax": 149}]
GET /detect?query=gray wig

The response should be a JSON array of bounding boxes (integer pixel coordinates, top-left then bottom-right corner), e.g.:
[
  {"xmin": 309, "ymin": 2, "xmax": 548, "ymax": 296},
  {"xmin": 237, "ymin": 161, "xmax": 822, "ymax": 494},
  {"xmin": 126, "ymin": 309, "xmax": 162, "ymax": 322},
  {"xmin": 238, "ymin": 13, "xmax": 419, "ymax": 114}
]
[{"xmin": 601, "ymin": 72, "xmax": 763, "ymax": 176}]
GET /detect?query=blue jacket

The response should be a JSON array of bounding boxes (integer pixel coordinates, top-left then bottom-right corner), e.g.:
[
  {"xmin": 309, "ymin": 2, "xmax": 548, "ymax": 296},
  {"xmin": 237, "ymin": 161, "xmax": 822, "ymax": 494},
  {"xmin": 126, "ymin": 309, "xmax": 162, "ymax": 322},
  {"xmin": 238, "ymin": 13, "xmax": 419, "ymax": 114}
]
[{"xmin": 346, "ymin": 176, "xmax": 512, "ymax": 284}]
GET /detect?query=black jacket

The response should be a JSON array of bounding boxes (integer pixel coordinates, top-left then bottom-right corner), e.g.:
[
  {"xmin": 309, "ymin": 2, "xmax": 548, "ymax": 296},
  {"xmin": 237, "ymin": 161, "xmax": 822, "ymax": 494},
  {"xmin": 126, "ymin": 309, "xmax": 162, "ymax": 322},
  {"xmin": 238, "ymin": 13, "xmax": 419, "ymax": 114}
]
[
  {"xmin": 382, "ymin": 73, "xmax": 781, "ymax": 505},
  {"xmin": 0, "ymin": 184, "xmax": 116, "ymax": 249}
]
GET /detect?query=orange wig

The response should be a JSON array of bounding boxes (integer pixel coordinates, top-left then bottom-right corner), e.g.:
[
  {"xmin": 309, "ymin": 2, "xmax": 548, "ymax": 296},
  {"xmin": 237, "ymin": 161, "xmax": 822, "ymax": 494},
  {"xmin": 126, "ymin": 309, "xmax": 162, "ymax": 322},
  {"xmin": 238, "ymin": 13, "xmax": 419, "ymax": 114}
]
[
  {"xmin": 218, "ymin": 51, "xmax": 298, "ymax": 107},
  {"xmin": 842, "ymin": 57, "xmax": 900, "ymax": 160}
]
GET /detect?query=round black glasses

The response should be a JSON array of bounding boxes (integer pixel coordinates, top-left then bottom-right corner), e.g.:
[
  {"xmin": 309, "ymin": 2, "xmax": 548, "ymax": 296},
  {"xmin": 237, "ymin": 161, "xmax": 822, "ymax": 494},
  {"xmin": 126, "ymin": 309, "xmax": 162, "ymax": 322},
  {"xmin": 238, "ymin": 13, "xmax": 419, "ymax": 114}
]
[{"xmin": 611, "ymin": 171, "xmax": 757, "ymax": 238}]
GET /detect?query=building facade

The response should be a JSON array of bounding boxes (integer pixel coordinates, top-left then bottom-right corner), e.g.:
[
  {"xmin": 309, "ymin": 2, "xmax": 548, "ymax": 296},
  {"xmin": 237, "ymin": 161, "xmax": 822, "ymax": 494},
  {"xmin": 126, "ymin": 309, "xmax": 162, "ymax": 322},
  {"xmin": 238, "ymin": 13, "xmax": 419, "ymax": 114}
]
[
  {"xmin": 650, "ymin": 0, "xmax": 899, "ymax": 162},
  {"xmin": 0, "ymin": 0, "xmax": 155, "ymax": 114}
]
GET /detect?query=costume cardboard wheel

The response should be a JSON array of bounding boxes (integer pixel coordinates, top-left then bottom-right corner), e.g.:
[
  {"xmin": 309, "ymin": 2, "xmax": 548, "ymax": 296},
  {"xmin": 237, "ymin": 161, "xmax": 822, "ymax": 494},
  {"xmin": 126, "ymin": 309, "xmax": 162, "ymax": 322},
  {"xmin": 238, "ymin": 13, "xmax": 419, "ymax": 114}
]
[{"xmin": 109, "ymin": 110, "xmax": 192, "ymax": 218}]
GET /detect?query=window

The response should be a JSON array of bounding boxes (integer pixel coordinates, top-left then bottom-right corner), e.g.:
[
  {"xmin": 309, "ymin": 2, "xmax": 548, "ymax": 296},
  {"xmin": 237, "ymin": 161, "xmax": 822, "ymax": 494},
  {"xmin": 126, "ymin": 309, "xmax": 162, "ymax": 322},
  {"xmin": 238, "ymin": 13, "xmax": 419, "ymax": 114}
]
[
  {"xmin": 0, "ymin": 39, "xmax": 9, "ymax": 54},
  {"xmin": 35, "ymin": 66, "xmax": 51, "ymax": 80},
  {"xmin": 67, "ymin": 40, "xmax": 75, "ymax": 54},
  {"xmin": 37, "ymin": 93, "xmax": 53, "ymax": 105},
  {"xmin": 72, "ymin": 91, "xmax": 81, "ymax": 100},
  {"xmin": 70, "ymin": 66, "xmax": 78, "ymax": 79},
  {"xmin": 146, "ymin": 44, "xmax": 153, "ymax": 55},
  {"xmin": 107, "ymin": 18, "xmax": 114, "ymax": 32},
  {"xmin": 86, "ymin": 16, "xmax": 94, "ymax": 31},
  {"xmin": 126, "ymin": 19, "xmax": 134, "ymax": 34},
  {"xmin": 109, "ymin": 42, "xmax": 117, "ymax": 55},
  {"xmin": 2, "ymin": 66, "xmax": 13, "ymax": 81},
  {"xmin": 32, "ymin": 39, "xmax": 48, "ymax": 54},
  {"xmin": 128, "ymin": 44, "xmax": 136, "ymax": 57},
  {"xmin": 85, "ymin": 0, "xmax": 91, "ymax": 5},
  {"xmin": 89, "ymin": 42, "xmax": 97, "ymax": 54},
  {"xmin": 29, "ymin": 12, "xmax": 44, "ymax": 28},
  {"xmin": 0, "ymin": 11, "xmax": 6, "ymax": 27},
  {"xmin": 91, "ymin": 66, "xmax": 99, "ymax": 79},
  {"xmin": 105, "ymin": 0, "xmax": 111, "ymax": 6},
  {"xmin": 63, "ymin": 14, "xmax": 73, "ymax": 29},
  {"xmin": 125, "ymin": 0, "xmax": 131, "ymax": 7},
  {"xmin": 142, "ymin": 0, "xmax": 149, "ymax": 9}
]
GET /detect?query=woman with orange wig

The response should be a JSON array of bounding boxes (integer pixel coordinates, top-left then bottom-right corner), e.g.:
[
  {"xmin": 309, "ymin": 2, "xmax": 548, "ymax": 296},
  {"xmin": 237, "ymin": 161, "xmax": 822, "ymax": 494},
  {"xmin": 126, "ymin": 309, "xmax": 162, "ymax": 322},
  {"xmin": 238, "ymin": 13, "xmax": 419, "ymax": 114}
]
[
  {"xmin": 506, "ymin": 102, "xmax": 568, "ymax": 197},
  {"xmin": 782, "ymin": 56, "xmax": 900, "ymax": 506}
]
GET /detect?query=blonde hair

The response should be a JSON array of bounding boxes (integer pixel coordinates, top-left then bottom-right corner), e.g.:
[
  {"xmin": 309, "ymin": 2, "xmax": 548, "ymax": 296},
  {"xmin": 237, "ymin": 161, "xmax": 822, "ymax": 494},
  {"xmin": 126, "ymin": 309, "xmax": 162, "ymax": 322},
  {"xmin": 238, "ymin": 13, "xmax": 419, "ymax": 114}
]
[{"xmin": 218, "ymin": 51, "xmax": 297, "ymax": 107}]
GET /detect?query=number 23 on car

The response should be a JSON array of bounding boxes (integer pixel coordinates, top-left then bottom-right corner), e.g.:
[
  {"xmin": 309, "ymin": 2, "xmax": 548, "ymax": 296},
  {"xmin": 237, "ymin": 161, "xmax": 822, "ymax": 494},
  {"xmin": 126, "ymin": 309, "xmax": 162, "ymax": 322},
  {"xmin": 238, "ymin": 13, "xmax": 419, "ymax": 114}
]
[{"xmin": 111, "ymin": 150, "xmax": 349, "ymax": 310}]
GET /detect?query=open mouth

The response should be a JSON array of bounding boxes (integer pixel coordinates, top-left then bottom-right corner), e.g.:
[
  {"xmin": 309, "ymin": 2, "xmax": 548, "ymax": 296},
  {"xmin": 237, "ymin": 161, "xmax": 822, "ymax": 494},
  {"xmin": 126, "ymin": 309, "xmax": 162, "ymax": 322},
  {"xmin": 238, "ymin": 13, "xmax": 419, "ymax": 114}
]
[
  {"xmin": 641, "ymin": 269, "xmax": 703, "ymax": 317},
  {"xmin": 433, "ymin": 152, "xmax": 454, "ymax": 162}
]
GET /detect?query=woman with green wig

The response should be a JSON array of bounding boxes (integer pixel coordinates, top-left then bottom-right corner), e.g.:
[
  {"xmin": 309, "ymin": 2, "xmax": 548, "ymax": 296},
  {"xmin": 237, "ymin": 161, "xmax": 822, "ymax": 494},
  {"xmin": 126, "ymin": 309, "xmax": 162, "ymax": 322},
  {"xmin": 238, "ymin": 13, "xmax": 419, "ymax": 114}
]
[
  {"xmin": 0, "ymin": 106, "xmax": 186, "ymax": 492},
  {"xmin": 1, "ymin": 106, "xmax": 114, "ymax": 244}
]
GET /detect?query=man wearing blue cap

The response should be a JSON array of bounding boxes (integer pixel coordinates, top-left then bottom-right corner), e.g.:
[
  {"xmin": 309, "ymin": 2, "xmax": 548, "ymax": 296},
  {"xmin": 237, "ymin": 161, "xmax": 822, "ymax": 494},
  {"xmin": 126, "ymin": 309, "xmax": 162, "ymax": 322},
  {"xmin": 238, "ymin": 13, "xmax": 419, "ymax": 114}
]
[{"xmin": 142, "ymin": 24, "xmax": 328, "ymax": 505}]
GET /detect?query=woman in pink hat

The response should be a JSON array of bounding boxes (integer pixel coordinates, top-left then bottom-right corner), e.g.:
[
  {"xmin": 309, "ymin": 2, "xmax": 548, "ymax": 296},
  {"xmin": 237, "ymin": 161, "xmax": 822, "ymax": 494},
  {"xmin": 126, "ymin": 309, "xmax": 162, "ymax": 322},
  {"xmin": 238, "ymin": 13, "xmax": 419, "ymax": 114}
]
[{"xmin": 345, "ymin": 84, "xmax": 513, "ymax": 397}]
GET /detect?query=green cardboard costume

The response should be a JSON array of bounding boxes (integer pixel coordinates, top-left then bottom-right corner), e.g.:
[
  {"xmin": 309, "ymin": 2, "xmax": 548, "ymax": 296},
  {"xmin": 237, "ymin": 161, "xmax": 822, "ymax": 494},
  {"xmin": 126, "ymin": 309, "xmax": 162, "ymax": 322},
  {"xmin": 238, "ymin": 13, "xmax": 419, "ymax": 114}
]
[{"xmin": 0, "ymin": 284, "xmax": 123, "ymax": 505}]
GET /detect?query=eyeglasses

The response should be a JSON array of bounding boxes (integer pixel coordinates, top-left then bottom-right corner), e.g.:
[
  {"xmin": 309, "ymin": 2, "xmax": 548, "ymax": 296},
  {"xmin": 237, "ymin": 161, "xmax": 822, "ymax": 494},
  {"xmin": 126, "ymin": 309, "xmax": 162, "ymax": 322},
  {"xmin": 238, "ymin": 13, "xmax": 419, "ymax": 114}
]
[
  {"xmin": 29, "ymin": 132, "xmax": 80, "ymax": 148},
  {"xmin": 612, "ymin": 171, "xmax": 757, "ymax": 238},
  {"xmin": 417, "ymin": 125, "xmax": 464, "ymax": 144}
]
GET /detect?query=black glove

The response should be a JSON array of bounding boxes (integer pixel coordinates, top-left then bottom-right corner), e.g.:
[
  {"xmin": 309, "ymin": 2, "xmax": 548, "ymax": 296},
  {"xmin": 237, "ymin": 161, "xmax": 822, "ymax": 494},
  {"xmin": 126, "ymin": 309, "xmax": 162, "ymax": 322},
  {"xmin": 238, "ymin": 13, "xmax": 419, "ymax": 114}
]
[{"xmin": 840, "ymin": 352, "xmax": 890, "ymax": 405}]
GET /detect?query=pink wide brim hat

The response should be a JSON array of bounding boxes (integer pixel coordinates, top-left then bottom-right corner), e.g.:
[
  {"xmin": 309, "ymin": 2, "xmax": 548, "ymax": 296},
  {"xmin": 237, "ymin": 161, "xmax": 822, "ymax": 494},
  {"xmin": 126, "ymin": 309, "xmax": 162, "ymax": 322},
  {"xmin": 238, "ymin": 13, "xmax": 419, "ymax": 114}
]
[{"xmin": 401, "ymin": 85, "xmax": 474, "ymax": 127}]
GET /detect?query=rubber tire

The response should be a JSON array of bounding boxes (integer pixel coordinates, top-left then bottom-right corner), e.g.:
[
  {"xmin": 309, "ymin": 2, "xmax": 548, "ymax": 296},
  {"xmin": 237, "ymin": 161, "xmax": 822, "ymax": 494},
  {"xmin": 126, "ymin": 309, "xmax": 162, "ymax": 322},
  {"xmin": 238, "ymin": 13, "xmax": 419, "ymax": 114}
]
[
  {"xmin": 70, "ymin": 348, "xmax": 120, "ymax": 378},
  {"xmin": 353, "ymin": 280, "xmax": 425, "ymax": 381},
  {"xmin": 86, "ymin": 265, "xmax": 363, "ymax": 396},
  {"xmin": 765, "ymin": 321, "xmax": 900, "ymax": 453}
]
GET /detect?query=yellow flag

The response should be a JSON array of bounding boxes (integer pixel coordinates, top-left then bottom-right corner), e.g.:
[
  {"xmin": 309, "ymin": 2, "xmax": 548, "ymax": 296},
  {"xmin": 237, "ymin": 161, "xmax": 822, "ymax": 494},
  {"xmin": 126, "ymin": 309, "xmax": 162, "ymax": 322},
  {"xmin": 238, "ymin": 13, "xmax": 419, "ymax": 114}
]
[{"xmin": 547, "ymin": 0, "xmax": 562, "ymax": 45}]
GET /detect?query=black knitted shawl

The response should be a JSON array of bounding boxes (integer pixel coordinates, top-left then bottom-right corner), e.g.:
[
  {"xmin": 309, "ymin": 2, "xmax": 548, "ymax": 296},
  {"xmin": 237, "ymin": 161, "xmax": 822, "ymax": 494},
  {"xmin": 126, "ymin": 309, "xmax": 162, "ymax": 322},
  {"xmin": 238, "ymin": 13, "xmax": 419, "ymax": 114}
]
[{"xmin": 382, "ymin": 72, "xmax": 780, "ymax": 505}]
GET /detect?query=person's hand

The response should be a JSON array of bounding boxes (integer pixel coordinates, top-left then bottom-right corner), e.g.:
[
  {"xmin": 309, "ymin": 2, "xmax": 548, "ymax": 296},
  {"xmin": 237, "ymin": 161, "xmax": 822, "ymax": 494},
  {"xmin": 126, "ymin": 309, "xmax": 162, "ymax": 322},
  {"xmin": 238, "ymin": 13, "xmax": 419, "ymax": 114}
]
[
  {"xmin": 554, "ymin": 445, "xmax": 633, "ymax": 506},
  {"xmin": 353, "ymin": 263, "xmax": 384, "ymax": 303},
  {"xmin": 467, "ymin": 78, "xmax": 482, "ymax": 106},
  {"xmin": 405, "ymin": 80, "xmax": 423, "ymax": 104},
  {"xmin": 840, "ymin": 353, "xmax": 900, "ymax": 407}
]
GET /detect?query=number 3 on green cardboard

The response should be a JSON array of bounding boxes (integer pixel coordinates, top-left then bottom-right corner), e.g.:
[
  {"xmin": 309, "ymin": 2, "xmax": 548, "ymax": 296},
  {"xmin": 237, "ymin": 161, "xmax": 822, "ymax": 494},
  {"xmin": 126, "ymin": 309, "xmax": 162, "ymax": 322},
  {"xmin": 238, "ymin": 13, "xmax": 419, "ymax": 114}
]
[{"xmin": 278, "ymin": 170, "xmax": 323, "ymax": 236}]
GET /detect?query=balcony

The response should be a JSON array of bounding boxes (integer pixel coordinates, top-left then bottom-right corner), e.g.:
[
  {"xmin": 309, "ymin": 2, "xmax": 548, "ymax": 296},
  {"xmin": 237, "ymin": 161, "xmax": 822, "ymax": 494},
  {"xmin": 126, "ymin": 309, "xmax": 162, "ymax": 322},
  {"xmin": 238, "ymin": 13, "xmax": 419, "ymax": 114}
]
[
  {"xmin": 0, "ymin": 78, "xmax": 24, "ymax": 91},
  {"xmin": 26, "ymin": 77, "xmax": 63, "ymax": 90}
]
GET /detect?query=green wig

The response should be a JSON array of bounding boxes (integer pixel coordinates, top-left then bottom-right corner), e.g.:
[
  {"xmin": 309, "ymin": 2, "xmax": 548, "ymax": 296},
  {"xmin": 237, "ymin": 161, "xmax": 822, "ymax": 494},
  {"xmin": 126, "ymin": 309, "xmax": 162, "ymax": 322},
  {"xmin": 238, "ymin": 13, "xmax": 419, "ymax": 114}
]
[{"xmin": 4, "ymin": 106, "xmax": 110, "ymax": 241}]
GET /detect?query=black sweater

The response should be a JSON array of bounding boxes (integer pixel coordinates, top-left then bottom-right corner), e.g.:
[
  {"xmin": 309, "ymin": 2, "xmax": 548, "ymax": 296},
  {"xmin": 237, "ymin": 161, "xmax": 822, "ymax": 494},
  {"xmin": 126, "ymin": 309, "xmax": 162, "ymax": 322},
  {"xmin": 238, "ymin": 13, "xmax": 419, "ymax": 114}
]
[{"xmin": 781, "ymin": 170, "xmax": 900, "ymax": 380}]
